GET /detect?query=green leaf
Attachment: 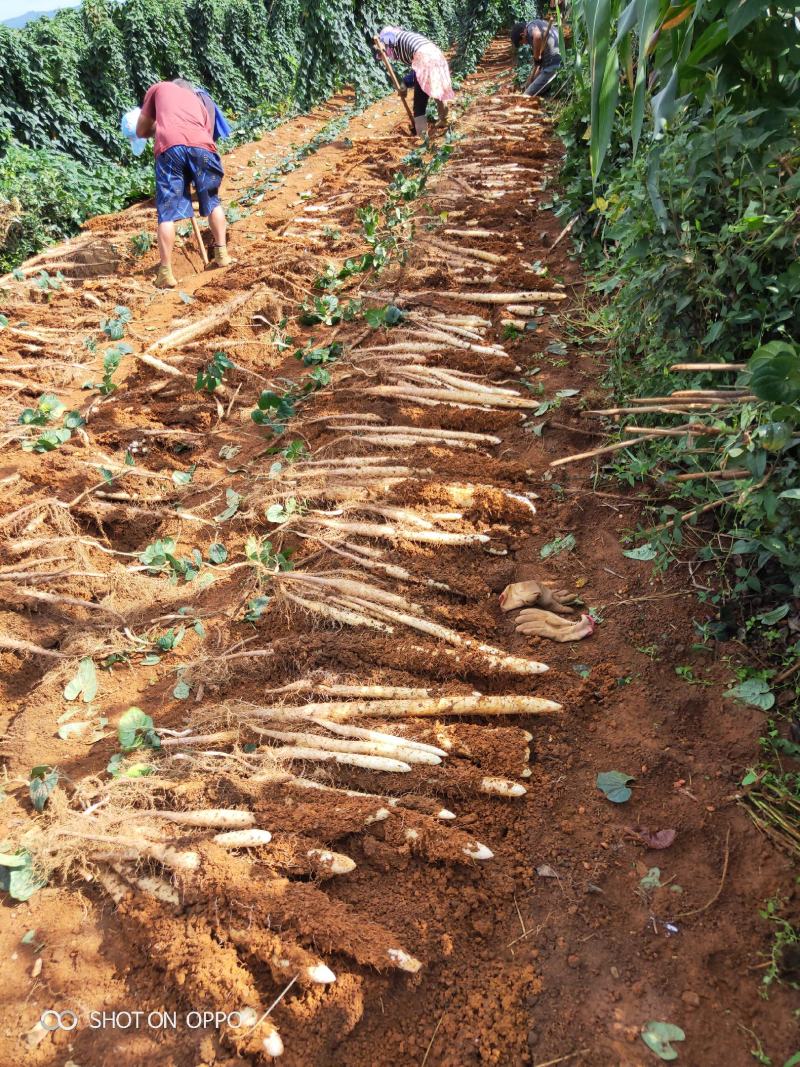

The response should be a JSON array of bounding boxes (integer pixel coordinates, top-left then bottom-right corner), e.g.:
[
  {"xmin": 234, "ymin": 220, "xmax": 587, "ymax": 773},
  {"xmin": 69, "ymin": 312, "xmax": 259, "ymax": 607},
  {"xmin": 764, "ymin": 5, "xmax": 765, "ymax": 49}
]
[
  {"xmin": 215, "ymin": 488, "xmax": 241, "ymax": 522},
  {"xmin": 641, "ymin": 1021, "xmax": 685, "ymax": 1061},
  {"xmin": 596, "ymin": 770, "xmax": 635, "ymax": 803},
  {"xmin": 172, "ymin": 464, "xmax": 196, "ymax": 486},
  {"xmin": 724, "ymin": 678, "xmax": 774, "ymax": 710},
  {"xmin": 585, "ymin": 0, "xmax": 620, "ymax": 180},
  {"xmin": 244, "ymin": 595, "xmax": 270, "ymax": 622},
  {"xmin": 0, "ymin": 851, "xmax": 46, "ymax": 901},
  {"xmin": 118, "ymin": 706, "xmax": 160, "ymax": 751},
  {"xmin": 639, "ymin": 866, "xmax": 663, "ymax": 891},
  {"xmin": 748, "ymin": 342, "xmax": 800, "ymax": 404},
  {"xmin": 63, "ymin": 657, "xmax": 98, "ymax": 703},
  {"xmin": 173, "ymin": 680, "xmax": 191, "ymax": 700},
  {"xmin": 779, "ymin": 489, "xmax": 800, "ymax": 501},
  {"xmin": 107, "ymin": 753, "xmax": 154, "ymax": 779},
  {"xmin": 208, "ymin": 543, "xmax": 228, "ymax": 564},
  {"xmin": 540, "ymin": 533, "xmax": 576, "ymax": 558},
  {"xmin": 756, "ymin": 604, "xmax": 789, "ymax": 625},
  {"xmin": 29, "ymin": 767, "xmax": 58, "ymax": 812},
  {"xmin": 623, "ymin": 543, "xmax": 657, "ymax": 561}
]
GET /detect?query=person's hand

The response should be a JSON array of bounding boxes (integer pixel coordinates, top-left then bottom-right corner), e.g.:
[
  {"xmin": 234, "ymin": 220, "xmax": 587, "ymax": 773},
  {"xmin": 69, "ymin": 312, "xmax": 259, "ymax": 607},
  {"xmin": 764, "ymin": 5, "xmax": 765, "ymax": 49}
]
[{"xmin": 398, "ymin": 85, "xmax": 408, "ymax": 98}]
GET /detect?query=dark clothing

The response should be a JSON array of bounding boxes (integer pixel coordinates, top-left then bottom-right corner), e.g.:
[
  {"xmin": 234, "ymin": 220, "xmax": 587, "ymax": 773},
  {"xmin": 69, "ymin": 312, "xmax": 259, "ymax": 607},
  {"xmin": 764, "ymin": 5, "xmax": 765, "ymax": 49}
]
[
  {"xmin": 413, "ymin": 82, "xmax": 429, "ymax": 118},
  {"xmin": 154, "ymin": 144, "xmax": 223, "ymax": 223},
  {"xmin": 523, "ymin": 55, "xmax": 561, "ymax": 97},
  {"xmin": 527, "ymin": 19, "xmax": 560, "ymax": 63}
]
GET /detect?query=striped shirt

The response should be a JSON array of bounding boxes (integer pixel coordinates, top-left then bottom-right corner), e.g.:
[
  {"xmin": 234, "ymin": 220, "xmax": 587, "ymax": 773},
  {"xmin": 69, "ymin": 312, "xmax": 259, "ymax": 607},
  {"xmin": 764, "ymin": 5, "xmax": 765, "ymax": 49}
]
[{"xmin": 380, "ymin": 28, "xmax": 431, "ymax": 65}]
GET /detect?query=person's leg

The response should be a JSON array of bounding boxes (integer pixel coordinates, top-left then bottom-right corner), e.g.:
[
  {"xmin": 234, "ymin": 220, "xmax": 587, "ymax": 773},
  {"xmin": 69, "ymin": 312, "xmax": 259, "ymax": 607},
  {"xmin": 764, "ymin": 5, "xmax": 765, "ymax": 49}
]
[
  {"xmin": 192, "ymin": 149, "xmax": 231, "ymax": 266},
  {"xmin": 157, "ymin": 222, "xmax": 176, "ymax": 269},
  {"xmin": 436, "ymin": 99, "xmax": 449, "ymax": 124},
  {"xmin": 154, "ymin": 147, "xmax": 194, "ymax": 287},
  {"xmin": 413, "ymin": 83, "xmax": 430, "ymax": 137},
  {"xmin": 523, "ymin": 59, "xmax": 561, "ymax": 97},
  {"xmin": 208, "ymin": 205, "xmax": 227, "ymax": 248}
]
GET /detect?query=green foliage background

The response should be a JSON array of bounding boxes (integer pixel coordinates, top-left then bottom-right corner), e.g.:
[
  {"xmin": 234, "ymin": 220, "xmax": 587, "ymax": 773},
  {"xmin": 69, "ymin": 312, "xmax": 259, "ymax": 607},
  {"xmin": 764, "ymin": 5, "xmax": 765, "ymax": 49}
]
[
  {"xmin": 0, "ymin": 0, "xmax": 516, "ymax": 269},
  {"xmin": 557, "ymin": 0, "xmax": 800, "ymax": 598}
]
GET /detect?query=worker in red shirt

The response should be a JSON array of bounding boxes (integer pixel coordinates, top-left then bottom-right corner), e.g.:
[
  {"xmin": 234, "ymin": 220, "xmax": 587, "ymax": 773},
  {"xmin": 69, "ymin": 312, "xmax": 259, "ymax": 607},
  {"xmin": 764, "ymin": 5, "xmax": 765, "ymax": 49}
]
[{"xmin": 136, "ymin": 79, "xmax": 232, "ymax": 288}]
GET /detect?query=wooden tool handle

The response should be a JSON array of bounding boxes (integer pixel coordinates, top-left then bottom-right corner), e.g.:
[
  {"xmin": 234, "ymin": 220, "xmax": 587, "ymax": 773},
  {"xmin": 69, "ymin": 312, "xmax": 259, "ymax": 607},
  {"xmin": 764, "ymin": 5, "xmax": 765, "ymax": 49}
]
[{"xmin": 190, "ymin": 214, "xmax": 208, "ymax": 267}]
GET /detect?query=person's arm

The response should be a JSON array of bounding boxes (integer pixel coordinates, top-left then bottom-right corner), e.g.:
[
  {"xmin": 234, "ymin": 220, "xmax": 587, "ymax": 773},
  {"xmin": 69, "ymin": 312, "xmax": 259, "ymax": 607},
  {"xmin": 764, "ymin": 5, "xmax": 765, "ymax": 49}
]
[
  {"xmin": 136, "ymin": 86, "xmax": 157, "ymax": 139},
  {"xmin": 522, "ymin": 27, "xmax": 543, "ymax": 91}
]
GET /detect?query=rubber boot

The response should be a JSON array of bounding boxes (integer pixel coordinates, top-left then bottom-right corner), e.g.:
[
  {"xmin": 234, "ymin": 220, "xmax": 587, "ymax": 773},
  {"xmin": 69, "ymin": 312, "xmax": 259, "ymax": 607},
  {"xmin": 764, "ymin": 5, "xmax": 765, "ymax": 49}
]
[
  {"xmin": 155, "ymin": 264, "xmax": 177, "ymax": 289},
  {"xmin": 213, "ymin": 245, "xmax": 234, "ymax": 267},
  {"xmin": 414, "ymin": 115, "xmax": 428, "ymax": 138}
]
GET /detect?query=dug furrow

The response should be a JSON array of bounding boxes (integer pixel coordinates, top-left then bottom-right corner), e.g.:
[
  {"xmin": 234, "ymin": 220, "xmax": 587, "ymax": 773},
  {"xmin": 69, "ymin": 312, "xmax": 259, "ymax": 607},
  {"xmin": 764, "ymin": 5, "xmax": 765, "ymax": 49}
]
[{"xmin": 0, "ymin": 43, "xmax": 583, "ymax": 1067}]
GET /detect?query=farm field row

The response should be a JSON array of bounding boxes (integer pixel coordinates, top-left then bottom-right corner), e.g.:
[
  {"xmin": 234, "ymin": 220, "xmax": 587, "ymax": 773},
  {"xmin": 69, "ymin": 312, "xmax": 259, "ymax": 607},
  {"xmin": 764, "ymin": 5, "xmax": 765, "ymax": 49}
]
[{"xmin": 0, "ymin": 41, "xmax": 795, "ymax": 1067}]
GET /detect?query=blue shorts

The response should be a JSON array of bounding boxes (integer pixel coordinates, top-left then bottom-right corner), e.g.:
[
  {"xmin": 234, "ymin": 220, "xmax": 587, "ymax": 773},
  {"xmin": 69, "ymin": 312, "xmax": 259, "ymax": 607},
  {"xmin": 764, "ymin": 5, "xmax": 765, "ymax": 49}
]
[{"xmin": 154, "ymin": 145, "xmax": 224, "ymax": 224}]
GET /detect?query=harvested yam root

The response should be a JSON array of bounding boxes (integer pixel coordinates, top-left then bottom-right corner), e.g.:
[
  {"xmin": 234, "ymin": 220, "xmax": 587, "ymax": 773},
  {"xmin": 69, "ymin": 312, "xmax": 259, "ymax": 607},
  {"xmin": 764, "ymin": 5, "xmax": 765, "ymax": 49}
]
[
  {"xmin": 177, "ymin": 845, "xmax": 424, "ymax": 975},
  {"xmin": 499, "ymin": 580, "xmax": 579, "ymax": 614},
  {"xmin": 514, "ymin": 608, "xmax": 596, "ymax": 642}
]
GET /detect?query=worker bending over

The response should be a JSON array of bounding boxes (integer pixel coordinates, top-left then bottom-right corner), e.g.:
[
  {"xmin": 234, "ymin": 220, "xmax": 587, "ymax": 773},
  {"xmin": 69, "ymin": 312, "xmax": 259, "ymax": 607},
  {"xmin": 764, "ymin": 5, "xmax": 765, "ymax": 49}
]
[
  {"xmin": 378, "ymin": 27, "xmax": 455, "ymax": 137},
  {"xmin": 511, "ymin": 19, "xmax": 561, "ymax": 97},
  {"xmin": 136, "ymin": 79, "xmax": 231, "ymax": 288}
]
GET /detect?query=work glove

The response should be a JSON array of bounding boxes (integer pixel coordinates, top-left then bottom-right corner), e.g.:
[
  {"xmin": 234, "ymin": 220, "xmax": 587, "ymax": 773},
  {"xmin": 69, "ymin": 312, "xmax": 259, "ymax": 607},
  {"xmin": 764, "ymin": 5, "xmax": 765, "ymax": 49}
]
[
  {"xmin": 514, "ymin": 609, "xmax": 595, "ymax": 643},
  {"xmin": 499, "ymin": 580, "xmax": 578, "ymax": 613}
]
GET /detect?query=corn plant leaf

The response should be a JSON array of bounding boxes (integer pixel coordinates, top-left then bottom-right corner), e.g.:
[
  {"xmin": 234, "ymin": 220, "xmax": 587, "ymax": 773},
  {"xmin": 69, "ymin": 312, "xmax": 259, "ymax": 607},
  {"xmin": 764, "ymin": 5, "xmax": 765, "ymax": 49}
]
[{"xmin": 585, "ymin": 0, "xmax": 621, "ymax": 181}]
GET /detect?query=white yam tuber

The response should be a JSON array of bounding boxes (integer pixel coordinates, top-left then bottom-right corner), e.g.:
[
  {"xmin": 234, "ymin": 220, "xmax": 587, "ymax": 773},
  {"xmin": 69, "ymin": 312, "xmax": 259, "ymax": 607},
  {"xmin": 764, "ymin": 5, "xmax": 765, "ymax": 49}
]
[
  {"xmin": 463, "ymin": 842, "xmax": 494, "ymax": 860},
  {"xmin": 316, "ymin": 684, "xmax": 430, "ymax": 698},
  {"xmin": 213, "ymin": 829, "xmax": 273, "ymax": 848},
  {"xmin": 364, "ymin": 385, "xmax": 538, "ymax": 410},
  {"xmin": 307, "ymin": 848, "xmax": 357, "ymax": 875},
  {"xmin": 312, "ymin": 718, "xmax": 447, "ymax": 757},
  {"xmin": 387, "ymin": 948, "xmax": 422, "ymax": 973},
  {"xmin": 149, "ymin": 808, "xmax": 255, "ymax": 829},
  {"xmin": 308, "ymin": 517, "xmax": 489, "ymax": 545},
  {"xmin": 255, "ymin": 693, "xmax": 561, "ymax": 719},
  {"xmin": 480, "ymin": 777, "xmax": 527, "ymax": 798},
  {"xmin": 424, "ymin": 290, "xmax": 567, "ymax": 304},
  {"xmin": 109, "ymin": 864, "xmax": 180, "ymax": 905},
  {"xmin": 284, "ymin": 590, "xmax": 394, "ymax": 631},
  {"xmin": 264, "ymin": 744, "xmax": 412, "ymax": 773},
  {"xmin": 333, "ymin": 595, "xmax": 550, "ymax": 676},
  {"xmin": 257, "ymin": 728, "xmax": 442, "ymax": 766}
]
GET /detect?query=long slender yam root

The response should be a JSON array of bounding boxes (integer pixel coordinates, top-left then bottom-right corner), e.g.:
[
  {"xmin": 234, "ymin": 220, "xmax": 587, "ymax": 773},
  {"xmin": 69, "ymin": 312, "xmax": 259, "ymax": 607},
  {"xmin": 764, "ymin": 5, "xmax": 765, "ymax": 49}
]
[
  {"xmin": 181, "ymin": 846, "xmax": 423, "ymax": 975},
  {"xmin": 381, "ymin": 812, "xmax": 494, "ymax": 864},
  {"xmin": 112, "ymin": 902, "xmax": 284, "ymax": 1058},
  {"xmin": 499, "ymin": 580, "xmax": 578, "ymax": 613},
  {"xmin": 228, "ymin": 926, "xmax": 336, "ymax": 987},
  {"xmin": 514, "ymin": 609, "xmax": 595, "ymax": 642}
]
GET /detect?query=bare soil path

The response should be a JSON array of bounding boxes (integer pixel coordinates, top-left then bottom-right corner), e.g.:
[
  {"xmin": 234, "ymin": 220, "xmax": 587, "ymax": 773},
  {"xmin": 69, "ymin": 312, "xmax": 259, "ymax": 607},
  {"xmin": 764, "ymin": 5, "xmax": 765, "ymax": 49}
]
[{"xmin": 0, "ymin": 41, "xmax": 795, "ymax": 1067}]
